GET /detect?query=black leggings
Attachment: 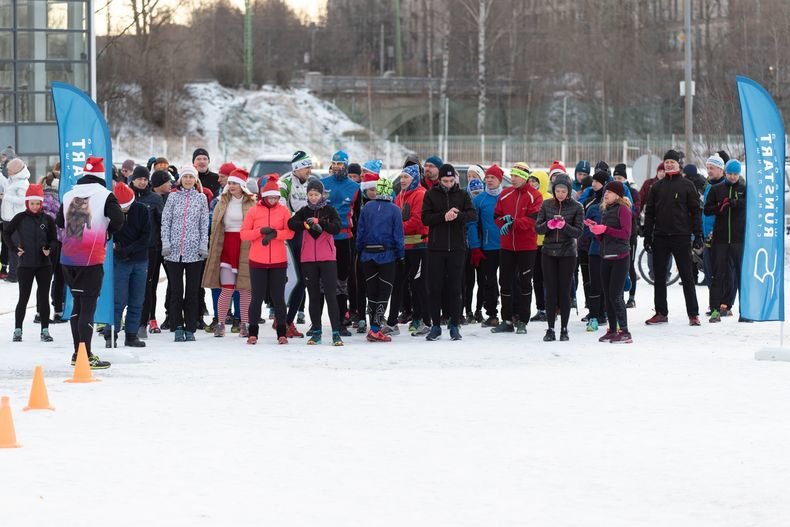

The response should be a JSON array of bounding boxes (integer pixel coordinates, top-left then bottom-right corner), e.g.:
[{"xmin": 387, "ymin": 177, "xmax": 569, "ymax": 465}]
[
  {"xmin": 543, "ymin": 254, "xmax": 576, "ymax": 330},
  {"xmin": 499, "ymin": 249, "xmax": 536, "ymax": 323},
  {"xmin": 628, "ymin": 235, "xmax": 638, "ymax": 299},
  {"xmin": 335, "ymin": 238, "xmax": 353, "ymax": 321},
  {"xmin": 49, "ymin": 243, "xmax": 64, "ymax": 314},
  {"xmin": 463, "ymin": 250, "xmax": 483, "ymax": 315},
  {"xmin": 601, "ymin": 257, "xmax": 629, "ymax": 332},
  {"xmin": 478, "ymin": 249, "xmax": 500, "ymax": 318},
  {"xmin": 587, "ymin": 254, "xmax": 604, "ymax": 320},
  {"xmin": 70, "ymin": 294, "xmax": 98, "ymax": 356},
  {"xmin": 427, "ymin": 250, "xmax": 465, "ymax": 326},
  {"xmin": 303, "ymin": 261, "xmax": 340, "ymax": 332},
  {"xmin": 363, "ymin": 260, "xmax": 396, "ymax": 331},
  {"xmin": 533, "ymin": 246, "xmax": 545, "ymax": 311},
  {"xmin": 141, "ymin": 249, "xmax": 161, "ymax": 322},
  {"xmin": 16, "ymin": 265, "xmax": 52, "ymax": 329},
  {"xmin": 249, "ymin": 266, "xmax": 287, "ymax": 338}
]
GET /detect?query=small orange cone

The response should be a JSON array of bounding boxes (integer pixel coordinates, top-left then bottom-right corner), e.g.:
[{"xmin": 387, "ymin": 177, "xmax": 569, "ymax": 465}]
[
  {"xmin": 65, "ymin": 343, "xmax": 101, "ymax": 384},
  {"xmin": 23, "ymin": 365, "xmax": 55, "ymax": 411},
  {"xmin": 0, "ymin": 396, "xmax": 21, "ymax": 448}
]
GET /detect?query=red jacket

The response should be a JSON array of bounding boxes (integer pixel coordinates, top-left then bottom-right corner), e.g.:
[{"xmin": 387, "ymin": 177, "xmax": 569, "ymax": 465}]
[
  {"xmin": 494, "ymin": 184, "xmax": 543, "ymax": 251},
  {"xmin": 240, "ymin": 202, "xmax": 294, "ymax": 266},
  {"xmin": 395, "ymin": 185, "xmax": 428, "ymax": 249}
]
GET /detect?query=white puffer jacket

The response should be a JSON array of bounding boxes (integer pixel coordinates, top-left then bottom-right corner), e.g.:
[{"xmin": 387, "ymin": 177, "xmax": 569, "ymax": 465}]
[{"xmin": 1, "ymin": 166, "xmax": 30, "ymax": 222}]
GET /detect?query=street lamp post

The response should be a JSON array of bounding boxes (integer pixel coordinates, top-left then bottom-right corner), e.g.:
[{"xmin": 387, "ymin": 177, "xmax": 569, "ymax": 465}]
[{"xmin": 683, "ymin": 0, "xmax": 693, "ymax": 161}]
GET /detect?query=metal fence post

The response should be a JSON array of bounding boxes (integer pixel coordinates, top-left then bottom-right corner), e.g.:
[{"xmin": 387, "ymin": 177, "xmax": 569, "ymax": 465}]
[
  {"xmin": 481, "ymin": 134, "xmax": 485, "ymax": 164},
  {"xmin": 561, "ymin": 140, "xmax": 567, "ymax": 165},
  {"xmin": 622, "ymin": 140, "xmax": 628, "ymax": 164},
  {"xmin": 501, "ymin": 140, "xmax": 506, "ymax": 167}
]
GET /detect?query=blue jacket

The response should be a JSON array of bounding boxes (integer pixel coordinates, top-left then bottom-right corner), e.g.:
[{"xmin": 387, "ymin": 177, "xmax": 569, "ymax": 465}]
[
  {"xmin": 322, "ymin": 174, "xmax": 360, "ymax": 240},
  {"xmin": 702, "ymin": 177, "xmax": 726, "ymax": 238},
  {"xmin": 467, "ymin": 191, "xmax": 501, "ymax": 251},
  {"xmin": 356, "ymin": 199, "xmax": 405, "ymax": 264},
  {"xmin": 584, "ymin": 201, "xmax": 603, "ymax": 256}
]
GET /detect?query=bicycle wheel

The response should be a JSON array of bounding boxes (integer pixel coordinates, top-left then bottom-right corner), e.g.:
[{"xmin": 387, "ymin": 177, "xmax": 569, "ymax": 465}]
[{"xmin": 637, "ymin": 247, "xmax": 680, "ymax": 286}]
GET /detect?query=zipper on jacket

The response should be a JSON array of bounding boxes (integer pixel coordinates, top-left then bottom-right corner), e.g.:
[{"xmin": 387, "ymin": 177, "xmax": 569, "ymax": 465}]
[
  {"xmin": 513, "ymin": 190, "xmax": 520, "ymax": 251},
  {"xmin": 179, "ymin": 191, "xmax": 190, "ymax": 258},
  {"xmin": 728, "ymin": 186, "xmax": 732, "ymax": 244},
  {"xmin": 556, "ymin": 200, "xmax": 562, "ymax": 243},
  {"xmin": 446, "ymin": 192, "xmax": 451, "ymax": 252}
]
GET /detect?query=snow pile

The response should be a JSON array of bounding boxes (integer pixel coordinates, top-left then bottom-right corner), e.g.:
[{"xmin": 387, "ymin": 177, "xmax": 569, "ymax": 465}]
[{"xmin": 112, "ymin": 82, "xmax": 408, "ymax": 170}]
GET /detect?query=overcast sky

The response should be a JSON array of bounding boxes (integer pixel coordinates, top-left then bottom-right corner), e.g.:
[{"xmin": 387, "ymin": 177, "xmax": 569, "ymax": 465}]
[{"xmin": 97, "ymin": 0, "xmax": 326, "ymax": 35}]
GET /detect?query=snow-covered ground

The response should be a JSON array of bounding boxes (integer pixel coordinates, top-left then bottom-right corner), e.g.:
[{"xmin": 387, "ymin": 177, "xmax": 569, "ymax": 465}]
[
  {"xmin": 1, "ymin": 276, "xmax": 789, "ymax": 526},
  {"xmin": 112, "ymin": 82, "xmax": 408, "ymax": 170}
]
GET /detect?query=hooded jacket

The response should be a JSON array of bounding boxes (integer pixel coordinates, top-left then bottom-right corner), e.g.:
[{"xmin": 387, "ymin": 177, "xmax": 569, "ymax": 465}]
[
  {"xmin": 421, "ymin": 182, "xmax": 477, "ymax": 252},
  {"xmin": 467, "ymin": 187, "xmax": 501, "ymax": 251},
  {"xmin": 395, "ymin": 170, "xmax": 429, "ymax": 249},
  {"xmin": 356, "ymin": 198, "xmax": 405, "ymax": 264},
  {"xmin": 535, "ymin": 174, "xmax": 584, "ymax": 257},
  {"xmin": 5, "ymin": 209, "xmax": 57, "ymax": 268},
  {"xmin": 322, "ymin": 172, "xmax": 360, "ymax": 240},
  {"xmin": 532, "ymin": 170, "xmax": 552, "ymax": 247},
  {"xmin": 493, "ymin": 181, "xmax": 543, "ymax": 252},
  {"xmin": 1, "ymin": 165, "xmax": 30, "ymax": 222}
]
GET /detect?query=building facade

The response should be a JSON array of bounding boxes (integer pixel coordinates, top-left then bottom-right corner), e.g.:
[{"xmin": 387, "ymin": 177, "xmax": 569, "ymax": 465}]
[{"xmin": 0, "ymin": 0, "xmax": 92, "ymax": 178}]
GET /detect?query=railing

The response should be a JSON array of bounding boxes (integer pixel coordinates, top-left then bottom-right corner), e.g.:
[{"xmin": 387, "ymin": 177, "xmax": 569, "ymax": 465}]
[{"xmin": 302, "ymin": 72, "xmax": 517, "ymax": 96}]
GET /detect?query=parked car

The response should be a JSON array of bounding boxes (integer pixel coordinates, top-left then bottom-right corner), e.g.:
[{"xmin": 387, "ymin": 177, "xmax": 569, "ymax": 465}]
[{"xmin": 250, "ymin": 156, "xmax": 293, "ymax": 181}]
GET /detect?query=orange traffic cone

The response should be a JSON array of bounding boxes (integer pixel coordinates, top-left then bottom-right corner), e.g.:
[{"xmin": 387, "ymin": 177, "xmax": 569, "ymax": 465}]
[
  {"xmin": 23, "ymin": 365, "xmax": 55, "ymax": 411},
  {"xmin": 65, "ymin": 343, "xmax": 101, "ymax": 384},
  {"xmin": 0, "ymin": 396, "xmax": 21, "ymax": 448}
]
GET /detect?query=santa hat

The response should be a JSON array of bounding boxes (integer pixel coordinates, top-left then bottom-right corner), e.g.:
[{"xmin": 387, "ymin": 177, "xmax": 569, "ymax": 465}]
[
  {"xmin": 25, "ymin": 184, "xmax": 44, "ymax": 202},
  {"xmin": 227, "ymin": 168, "xmax": 252, "ymax": 194},
  {"xmin": 218, "ymin": 162, "xmax": 237, "ymax": 177},
  {"xmin": 548, "ymin": 160, "xmax": 567, "ymax": 179},
  {"xmin": 360, "ymin": 171, "xmax": 380, "ymax": 191},
  {"xmin": 83, "ymin": 156, "xmax": 106, "ymax": 179},
  {"xmin": 113, "ymin": 182, "xmax": 135, "ymax": 209},
  {"xmin": 259, "ymin": 174, "xmax": 281, "ymax": 199}
]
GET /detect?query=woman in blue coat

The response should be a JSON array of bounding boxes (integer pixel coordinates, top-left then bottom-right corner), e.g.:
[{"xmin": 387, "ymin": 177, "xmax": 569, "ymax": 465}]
[{"xmin": 356, "ymin": 177, "xmax": 405, "ymax": 342}]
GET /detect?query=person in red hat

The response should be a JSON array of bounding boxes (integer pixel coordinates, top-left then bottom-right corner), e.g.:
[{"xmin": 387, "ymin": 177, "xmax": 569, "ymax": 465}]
[
  {"xmin": 106, "ymin": 182, "xmax": 150, "ymax": 348},
  {"xmin": 5, "ymin": 184, "xmax": 58, "ymax": 343},
  {"xmin": 240, "ymin": 174, "xmax": 295, "ymax": 345},
  {"xmin": 202, "ymin": 167, "xmax": 255, "ymax": 338},
  {"xmin": 56, "ymin": 156, "xmax": 124, "ymax": 368}
]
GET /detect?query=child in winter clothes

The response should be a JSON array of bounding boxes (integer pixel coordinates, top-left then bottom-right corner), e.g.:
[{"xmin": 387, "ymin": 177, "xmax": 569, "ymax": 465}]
[
  {"xmin": 202, "ymin": 168, "xmax": 255, "ymax": 338},
  {"xmin": 6, "ymin": 184, "xmax": 57, "ymax": 342},
  {"xmin": 467, "ymin": 164, "xmax": 504, "ymax": 327},
  {"xmin": 240, "ymin": 175, "xmax": 295, "ymax": 345},
  {"xmin": 535, "ymin": 173, "xmax": 584, "ymax": 342},
  {"xmin": 586, "ymin": 181, "xmax": 633, "ymax": 343},
  {"xmin": 109, "ymin": 182, "xmax": 151, "ymax": 348},
  {"xmin": 356, "ymin": 177, "xmax": 405, "ymax": 342},
  {"xmin": 160, "ymin": 165, "xmax": 209, "ymax": 342},
  {"xmin": 287, "ymin": 178, "xmax": 343, "ymax": 346}
]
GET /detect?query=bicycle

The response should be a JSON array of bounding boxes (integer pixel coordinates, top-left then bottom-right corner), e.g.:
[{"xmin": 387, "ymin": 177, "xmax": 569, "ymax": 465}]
[{"xmin": 637, "ymin": 246, "xmax": 706, "ymax": 287}]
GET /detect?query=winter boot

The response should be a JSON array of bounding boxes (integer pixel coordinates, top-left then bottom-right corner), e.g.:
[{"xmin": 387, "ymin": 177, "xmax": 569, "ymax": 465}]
[
  {"xmin": 205, "ymin": 317, "xmax": 218, "ymax": 333},
  {"xmin": 474, "ymin": 310, "xmax": 484, "ymax": 323},
  {"xmin": 286, "ymin": 322, "xmax": 304, "ymax": 338},
  {"xmin": 124, "ymin": 334, "xmax": 146, "ymax": 348}
]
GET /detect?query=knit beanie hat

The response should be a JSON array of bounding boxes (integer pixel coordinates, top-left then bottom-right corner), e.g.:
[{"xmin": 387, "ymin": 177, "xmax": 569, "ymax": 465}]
[
  {"xmin": 121, "ymin": 159, "xmax": 135, "ymax": 171},
  {"xmin": 663, "ymin": 149, "xmax": 681, "ymax": 162},
  {"xmin": 400, "ymin": 165, "xmax": 420, "ymax": 185},
  {"xmin": 130, "ymin": 165, "xmax": 150, "ymax": 183},
  {"xmin": 375, "ymin": 177, "xmax": 394, "ymax": 200},
  {"xmin": 548, "ymin": 160, "xmax": 567, "ymax": 179},
  {"xmin": 592, "ymin": 169, "xmax": 609, "ymax": 186},
  {"xmin": 178, "ymin": 165, "xmax": 198, "ymax": 184},
  {"xmin": 259, "ymin": 174, "xmax": 281, "ymax": 199},
  {"xmin": 151, "ymin": 170, "xmax": 171, "ymax": 189},
  {"xmin": 705, "ymin": 154, "xmax": 725, "ymax": 171},
  {"xmin": 725, "ymin": 159, "xmax": 742, "ymax": 175},
  {"xmin": 362, "ymin": 159, "xmax": 382, "ymax": 175},
  {"xmin": 510, "ymin": 163, "xmax": 532, "ymax": 182},
  {"xmin": 146, "ymin": 156, "xmax": 157, "ymax": 171},
  {"xmin": 575, "ymin": 160, "xmax": 591, "ymax": 175},
  {"xmin": 348, "ymin": 163, "xmax": 362, "ymax": 176},
  {"xmin": 291, "ymin": 150, "xmax": 312, "ymax": 171},
  {"xmin": 425, "ymin": 155, "xmax": 443, "ymax": 168},
  {"xmin": 605, "ymin": 180, "xmax": 625, "ymax": 198},
  {"xmin": 438, "ymin": 163, "xmax": 458, "ymax": 181},
  {"xmin": 552, "ymin": 173, "xmax": 574, "ymax": 195},
  {"xmin": 192, "ymin": 148, "xmax": 209, "ymax": 162},
  {"xmin": 218, "ymin": 162, "xmax": 237, "ymax": 177},
  {"xmin": 114, "ymin": 182, "xmax": 136, "ymax": 209},
  {"xmin": 717, "ymin": 150, "xmax": 730, "ymax": 163},
  {"xmin": 485, "ymin": 164, "xmax": 504, "ymax": 182},
  {"xmin": 613, "ymin": 163, "xmax": 627, "ymax": 179},
  {"xmin": 153, "ymin": 157, "xmax": 169, "ymax": 168},
  {"xmin": 467, "ymin": 164, "xmax": 485, "ymax": 180},
  {"xmin": 306, "ymin": 177, "xmax": 324, "ymax": 195},
  {"xmin": 468, "ymin": 179, "xmax": 484, "ymax": 194},
  {"xmin": 332, "ymin": 150, "xmax": 349, "ymax": 166},
  {"xmin": 683, "ymin": 164, "xmax": 698, "ymax": 179},
  {"xmin": 580, "ymin": 175, "xmax": 593, "ymax": 189}
]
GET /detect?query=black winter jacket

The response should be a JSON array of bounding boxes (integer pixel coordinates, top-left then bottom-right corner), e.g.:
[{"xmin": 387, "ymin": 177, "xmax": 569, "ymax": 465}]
[
  {"xmin": 421, "ymin": 183, "xmax": 477, "ymax": 252},
  {"xmin": 703, "ymin": 179, "xmax": 746, "ymax": 245},
  {"xmin": 199, "ymin": 170, "xmax": 221, "ymax": 197},
  {"xmin": 114, "ymin": 201, "xmax": 152, "ymax": 262},
  {"xmin": 535, "ymin": 197, "xmax": 584, "ymax": 257},
  {"xmin": 643, "ymin": 172, "xmax": 702, "ymax": 241},
  {"xmin": 5, "ymin": 210, "xmax": 57, "ymax": 268},
  {"xmin": 287, "ymin": 201, "xmax": 341, "ymax": 239},
  {"xmin": 133, "ymin": 186, "xmax": 163, "ymax": 250}
]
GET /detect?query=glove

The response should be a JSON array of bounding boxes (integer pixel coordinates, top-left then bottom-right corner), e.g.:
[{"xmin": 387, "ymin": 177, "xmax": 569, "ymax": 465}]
[
  {"xmin": 470, "ymin": 248, "xmax": 486, "ymax": 267},
  {"xmin": 309, "ymin": 222, "xmax": 323, "ymax": 234},
  {"xmin": 260, "ymin": 226, "xmax": 275, "ymax": 235},
  {"xmin": 500, "ymin": 215, "xmax": 513, "ymax": 224},
  {"xmin": 198, "ymin": 248, "xmax": 209, "ymax": 259},
  {"xmin": 719, "ymin": 198, "xmax": 731, "ymax": 213},
  {"xmin": 401, "ymin": 203, "xmax": 411, "ymax": 222},
  {"xmin": 161, "ymin": 245, "xmax": 171, "ymax": 257},
  {"xmin": 583, "ymin": 218, "xmax": 597, "ymax": 228},
  {"xmin": 547, "ymin": 218, "xmax": 566, "ymax": 230},
  {"xmin": 499, "ymin": 222, "xmax": 511, "ymax": 236},
  {"xmin": 306, "ymin": 216, "xmax": 317, "ymax": 225},
  {"xmin": 262, "ymin": 229, "xmax": 277, "ymax": 246},
  {"xmin": 692, "ymin": 236, "xmax": 703, "ymax": 251},
  {"xmin": 590, "ymin": 224, "xmax": 607, "ymax": 235},
  {"xmin": 644, "ymin": 238, "xmax": 653, "ymax": 254}
]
